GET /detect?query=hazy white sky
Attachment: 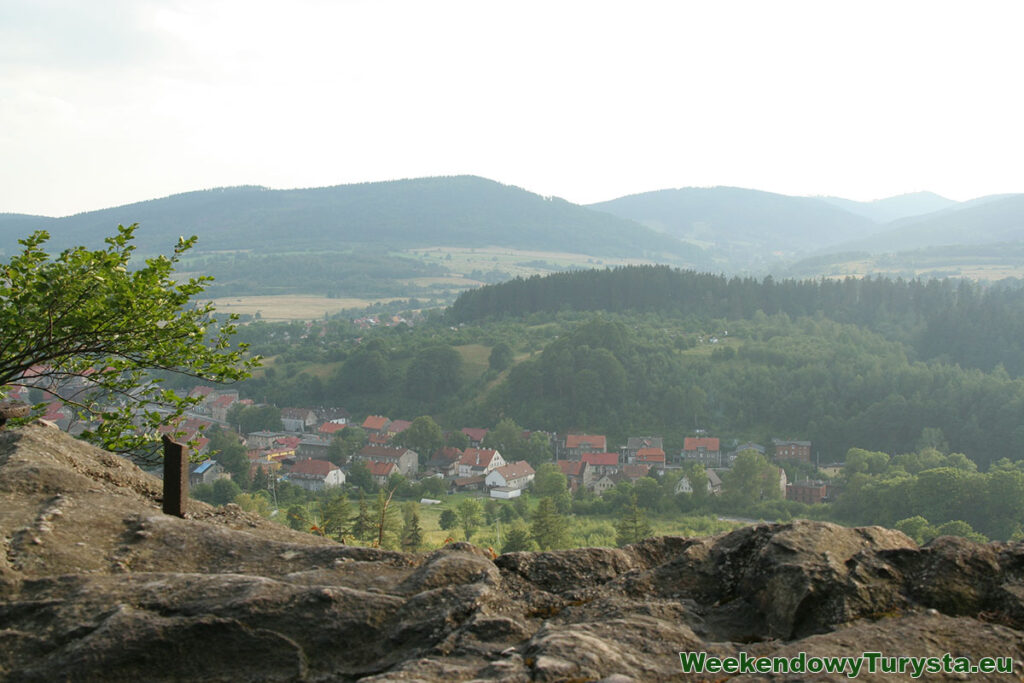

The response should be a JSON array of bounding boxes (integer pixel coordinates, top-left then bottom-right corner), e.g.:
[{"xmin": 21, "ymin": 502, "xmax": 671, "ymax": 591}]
[{"xmin": 2, "ymin": 0, "xmax": 1022, "ymax": 217}]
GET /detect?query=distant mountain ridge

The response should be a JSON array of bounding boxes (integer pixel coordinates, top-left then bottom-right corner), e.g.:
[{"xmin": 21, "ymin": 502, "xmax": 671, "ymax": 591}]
[
  {"xmin": 818, "ymin": 191, "xmax": 957, "ymax": 223},
  {"xmin": 587, "ymin": 187, "xmax": 886, "ymax": 269},
  {"xmin": 0, "ymin": 177, "xmax": 700, "ymax": 263}
]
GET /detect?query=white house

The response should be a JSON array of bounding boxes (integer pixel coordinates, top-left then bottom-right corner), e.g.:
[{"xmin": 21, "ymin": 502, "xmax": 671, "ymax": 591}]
[
  {"xmin": 458, "ymin": 448, "xmax": 506, "ymax": 478},
  {"xmin": 485, "ymin": 460, "xmax": 535, "ymax": 490}
]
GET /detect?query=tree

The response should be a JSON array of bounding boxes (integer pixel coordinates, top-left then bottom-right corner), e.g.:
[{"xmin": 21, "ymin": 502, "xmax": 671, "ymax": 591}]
[
  {"xmin": 616, "ymin": 494, "xmax": 654, "ymax": 546},
  {"xmin": 489, "ymin": 342, "xmax": 514, "ymax": 372},
  {"xmin": 401, "ymin": 505, "xmax": 424, "ymax": 552},
  {"xmin": 206, "ymin": 425, "xmax": 250, "ymax": 488},
  {"xmin": 351, "ymin": 491, "xmax": 374, "ymax": 542},
  {"xmin": 227, "ymin": 404, "xmax": 283, "ymax": 435},
  {"xmin": 501, "ymin": 522, "xmax": 534, "ymax": 553},
  {"xmin": 286, "ymin": 504, "xmax": 310, "ymax": 531},
  {"xmin": 395, "ymin": 416, "xmax": 443, "ymax": 465},
  {"xmin": 347, "ymin": 459, "xmax": 376, "ymax": 492},
  {"xmin": 374, "ymin": 487, "xmax": 401, "ymax": 549},
  {"xmin": 439, "ymin": 508, "xmax": 458, "ymax": 531},
  {"xmin": 455, "ymin": 498, "xmax": 485, "ymax": 541},
  {"xmin": 0, "ymin": 225, "xmax": 257, "ymax": 459},
  {"xmin": 321, "ymin": 493, "xmax": 353, "ymax": 541},
  {"xmin": 530, "ymin": 497, "xmax": 568, "ymax": 550},
  {"xmin": 532, "ymin": 463, "xmax": 568, "ymax": 498}
]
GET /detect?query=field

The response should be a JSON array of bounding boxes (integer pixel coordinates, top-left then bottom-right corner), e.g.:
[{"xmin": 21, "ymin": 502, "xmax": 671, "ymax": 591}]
[{"xmin": 208, "ymin": 295, "xmax": 406, "ymax": 321}]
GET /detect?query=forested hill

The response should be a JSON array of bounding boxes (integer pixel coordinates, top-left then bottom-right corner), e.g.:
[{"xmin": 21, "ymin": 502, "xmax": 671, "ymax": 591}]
[
  {"xmin": 0, "ymin": 177, "xmax": 699, "ymax": 262},
  {"xmin": 587, "ymin": 187, "xmax": 882, "ymax": 255},
  {"xmin": 448, "ymin": 265, "xmax": 1024, "ymax": 376}
]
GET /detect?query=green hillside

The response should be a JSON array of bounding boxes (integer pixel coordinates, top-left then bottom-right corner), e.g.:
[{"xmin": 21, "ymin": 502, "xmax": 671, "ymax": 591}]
[{"xmin": 0, "ymin": 177, "xmax": 701, "ymax": 262}]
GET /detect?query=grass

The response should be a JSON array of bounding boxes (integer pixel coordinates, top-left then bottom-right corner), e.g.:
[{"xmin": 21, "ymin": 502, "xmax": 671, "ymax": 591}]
[{"xmin": 208, "ymin": 295, "xmax": 407, "ymax": 321}]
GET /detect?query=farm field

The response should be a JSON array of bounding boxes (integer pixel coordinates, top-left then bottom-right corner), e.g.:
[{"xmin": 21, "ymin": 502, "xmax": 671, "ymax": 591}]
[{"xmin": 208, "ymin": 295, "xmax": 406, "ymax": 321}]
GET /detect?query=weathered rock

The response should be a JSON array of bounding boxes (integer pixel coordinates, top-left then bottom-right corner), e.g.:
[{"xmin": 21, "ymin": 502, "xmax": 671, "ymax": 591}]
[{"xmin": 3, "ymin": 424, "xmax": 1024, "ymax": 681}]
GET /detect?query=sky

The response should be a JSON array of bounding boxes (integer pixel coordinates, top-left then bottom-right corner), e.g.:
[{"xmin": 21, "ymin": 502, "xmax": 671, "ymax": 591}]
[{"xmin": 2, "ymin": 0, "xmax": 1023, "ymax": 217}]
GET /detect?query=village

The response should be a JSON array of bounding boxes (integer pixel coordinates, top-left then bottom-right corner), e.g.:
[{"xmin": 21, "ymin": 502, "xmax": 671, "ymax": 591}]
[{"xmin": 173, "ymin": 386, "xmax": 832, "ymax": 506}]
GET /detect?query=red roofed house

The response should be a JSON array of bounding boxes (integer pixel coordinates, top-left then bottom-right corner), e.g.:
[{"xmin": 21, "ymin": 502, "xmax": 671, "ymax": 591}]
[
  {"xmin": 318, "ymin": 422, "xmax": 348, "ymax": 436},
  {"xmin": 636, "ymin": 447, "xmax": 666, "ymax": 467},
  {"xmin": 362, "ymin": 415, "xmax": 391, "ymax": 435},
  {"xmin": 485, "ymin": 460, "xmax": 536, "ymax": 490},
  {"xmin": 353, "ymin": 445, "xmax": 419, "ymax": 476},
  {"xmin": 461, "ymin": 428, "xmax": 489, "ymax": 447},
  {"xmin": 427, "ymin": 447, "xmax": 463, "ymax": 477},
  {"xmin": 209, "ymin": 392, "xmax": 239, "ymax": 423},
  {"xmin": 458, "ymin": 448, "xmax": 506, "ymax": 478},
  {"xmin": 366, "ymin": 461, "xmax": 398, "ymax": 487},
  {"xmin": 621, "ymin": 463, "xmax": 652, "ymax": 481},
  {"xmin": 386, "ymin": 420, "xmax": 413, "ymax": 437},
  {"xmin": 288, "ymin": 459, "xmax": 345, "ymax": 491},
  {"xmin": 556, "ymin": 459, "xmax": 590, "ymax": 490},
  {"xmin": 582, "ymin": 452, "xmax": 620, "ymax": 476},
  {"xmin": 683, "ymin": 437, "xmax": 723, "ymax": 468},
  {"xmin": 565, "ymin": 434, "xmax": 606, "ymax": 459}
]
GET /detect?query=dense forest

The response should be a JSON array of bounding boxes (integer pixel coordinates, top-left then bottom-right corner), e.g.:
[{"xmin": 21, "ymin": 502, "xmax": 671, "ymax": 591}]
[{"xmin": 449, "ymin": 265, "xmax": 1024, "ymax": 377}]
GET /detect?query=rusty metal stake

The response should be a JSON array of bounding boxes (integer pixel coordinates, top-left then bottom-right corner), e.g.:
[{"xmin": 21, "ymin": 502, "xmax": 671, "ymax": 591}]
[{"xmin": 162, "ymin": 435, "xmax": 188, "ymax": 517}]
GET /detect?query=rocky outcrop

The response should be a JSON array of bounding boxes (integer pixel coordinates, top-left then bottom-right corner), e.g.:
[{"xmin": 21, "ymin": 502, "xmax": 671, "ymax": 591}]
[{"xmin": 2, "ymin": 424, "xmax": 1024, "ymax": 681}]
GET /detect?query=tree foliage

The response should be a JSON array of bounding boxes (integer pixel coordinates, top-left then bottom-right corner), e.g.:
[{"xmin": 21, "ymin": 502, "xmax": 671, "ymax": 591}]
[{"xmin": 0, "ymin": 225, "xmax": 257, "ymax": 459}]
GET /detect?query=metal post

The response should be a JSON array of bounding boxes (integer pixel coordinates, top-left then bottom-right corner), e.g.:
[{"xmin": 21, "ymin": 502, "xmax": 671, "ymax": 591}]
[{"xmin": 162, "ymin": 435, "xmax": 189, "ymax": 517}]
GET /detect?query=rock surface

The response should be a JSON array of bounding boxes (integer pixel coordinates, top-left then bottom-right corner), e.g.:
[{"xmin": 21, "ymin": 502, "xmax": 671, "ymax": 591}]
[{"xmin": 2, "ymin": 424, "xmax": 1024, "ymax": 681}]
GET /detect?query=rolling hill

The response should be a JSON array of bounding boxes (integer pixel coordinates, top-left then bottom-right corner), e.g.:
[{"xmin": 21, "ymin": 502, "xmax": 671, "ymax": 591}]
[
  {"xmin": 587, "ymin": 187, "xmax": 884, "ymax": 265},
  {"xmin": 0, "ymin": 177, "xmax": 701, "ymax": 263}
]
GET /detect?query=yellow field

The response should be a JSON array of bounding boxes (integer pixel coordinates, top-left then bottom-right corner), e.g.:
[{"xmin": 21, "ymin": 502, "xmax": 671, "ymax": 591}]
[{"xmin": 208, "ymin": 295, "xmax": 405, "ymax": 321}]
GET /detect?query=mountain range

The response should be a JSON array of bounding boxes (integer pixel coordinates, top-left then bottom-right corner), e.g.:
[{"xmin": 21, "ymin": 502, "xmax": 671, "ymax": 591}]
[{"xmin": 2, "ymin": 176, "xmax": 1022, "ymax": 287}]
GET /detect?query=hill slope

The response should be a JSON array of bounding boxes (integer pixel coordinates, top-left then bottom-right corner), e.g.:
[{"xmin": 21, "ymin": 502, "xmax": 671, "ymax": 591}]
[
  {"xmin": 588, "ymin": 187, "xmax": 882, "ymax": 266},
  {"xmin": 4, "ymin": 424, "xmax": 1024, "ymax": 681},
  {"xmin": 819, "ymin": 191, "xmax": 958, "ymax": 223},
  {"xmin": 0, "ymin": 177, "xmax": 700, "ymax": 262},
  {"xmin": 830, "ymin": 193, "xmax": 1024, "ymax": 253}
]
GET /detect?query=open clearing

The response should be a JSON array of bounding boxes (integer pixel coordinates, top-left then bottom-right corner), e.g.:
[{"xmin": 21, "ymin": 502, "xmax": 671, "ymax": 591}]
[{"xmin": 208, "ymin": 295, "xmax": 405, "ymax": 321}]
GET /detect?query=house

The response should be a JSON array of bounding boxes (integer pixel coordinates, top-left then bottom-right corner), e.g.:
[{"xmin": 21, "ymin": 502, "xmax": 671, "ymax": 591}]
[
  {"xmin": 296, "ymin": 436, "xmax": 332, "ymax": 460},
  {"xmin": 581, "ymin": 452, "xmax": 620, "ymax": 476},
  {"xmin": 621, "ymin": 463, "xmax": 652, "ymax": 481},
  {"xmin": 485, "ymin": 460, "xmax": 536, "ymax": 490},
  {"xmin": 362, "ymin": 415, "xmax": 391, "ymax": 435},
  {"xmin": 590, "ymin": 473, "xmax": 618, "ymax": 494},
  {"xmin": 318, "ymin": 422, "xmax": 348, "ymax": 436},
  {"xmin": 317, "ymin": 407, "xmax": 350, "ymax": 425},
  {"xmin": 386, "ymin": 420, "xmax": 413, "ymax": 437},
  {"xmin": 787, "ymin": 479, "xmax": 827, "ymax": 504},
  {"xmin": 365, "ymin": 460, "xmax": 398, "ymax": 487},
  {"xmin": 457, "ymin": 448, "xmax": 506, "ymax": 478},
  {"xmin": 288, "ymin": 459, "xmax": 345, "ymax": 491},
  {"xmin": 189, "ymin": 460, "xmax": 225, "ymax": 487},
  {"xmin": 245, "ymin": 431, "xmax": 290, "ymax": 449},
  {"xmin": 564, "ymin": 434, "xmax": 607, "ymax": 459},
  {"xmin": 281, "ymin": 408, "xmax": 318, "ymax": 433},
  {"xmin": 461, "ymin": 428, "xmax": 489, "ymax": 447},
  {"xmin": 683, "ymin": 437, "xmax": 723, "ymax": 468},
  {"xmin": 353, "ymin": 445, "xmax": 419, "ymax": 476},
  {"xmin": 451, "ymin": 475, "xmax": 485, "ymax": 492},
  {"xmin": 427, "ymin": 447, "xmax": 463, "ymax": 477},
  {"xmin": 675, "ymin": 469, "xmax": 723, "ymax": 495},
  {"xmin": 556, "ymin": 459, "xmax": 590, "ymax": 490},
  {"xmin": 636, "ymin": 447, "xmax": 666, "ymax": 468},
  {"xmin": 773, "ymin": 439, "xmax": 812, "ymax": 462},
  {"xmin": 621, "ymin": 436, "xmax": 664, "ymax": 463},
  {"xmin": 209, "ymin": 393, "xmax": 239, "ymax": 423},
  {"xmin": 490, "ymin": 486, "xmax": 521, "ymax": 499}
]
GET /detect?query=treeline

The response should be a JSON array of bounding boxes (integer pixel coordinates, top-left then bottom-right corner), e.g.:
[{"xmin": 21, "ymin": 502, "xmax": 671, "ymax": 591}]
[
  {"xmin": 448, "ymin": 265, "xmax": 1024, "ymax": 376},
  {"xmin": 472, "ymin": 316, "xmax": 1024, "ymax": 468},
  {"xmin": 191, "ymin": 251, "xmax": 448, "ymax": 298}
]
